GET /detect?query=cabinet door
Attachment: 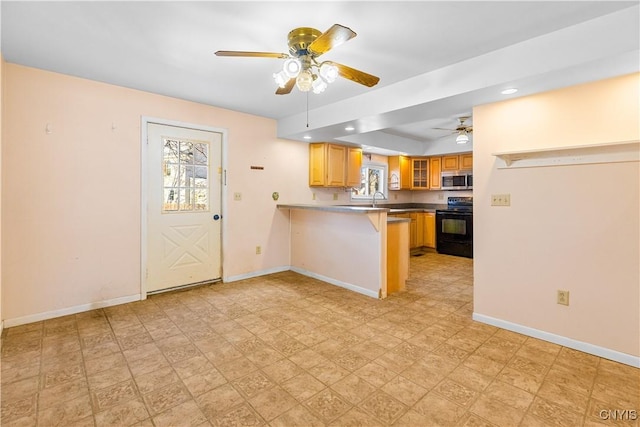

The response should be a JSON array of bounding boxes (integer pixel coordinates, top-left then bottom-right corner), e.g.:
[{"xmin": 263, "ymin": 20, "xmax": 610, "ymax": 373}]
[
  {"xmin": 326, "ymin": 144, "xmax": 347, "ymax": 186},
  {"xmin": 423, "ymin": 212, "xmax": 436, "ymax": 248},
  {"xmin": 411, "ymin": 158, "xmax": 429, "ymax": 189},
  {"xmin": 429, "ymin": 157, "xmax": 441, "ymax": 190},
  {"xmin": 346, "ymin": 147, "xmax": 362, "ymax": 187},
  {"xmin": 399, "ymin": 156, "xmax": 411, "ymax": 190},
  {"xmin": 389, "ymin": 155, "xmax": 411, "ymax": 190},
  {"xmin": 460, "ymin": 153, "xmax": 473, "ymax": 170},
  {"xmin": 409, "ymin": 213, "xmax": 419, "ymax": 248},
  {"xmin": 309, "ymin": 143, "xmax": 326, "ymax": 186},
  {"xmin": 442, "ymin": 155, "xmax": 459, "ymax": 171},
  {"xmin": 415, "ymin": 213, "xmax": 425, "ymax": 248}
]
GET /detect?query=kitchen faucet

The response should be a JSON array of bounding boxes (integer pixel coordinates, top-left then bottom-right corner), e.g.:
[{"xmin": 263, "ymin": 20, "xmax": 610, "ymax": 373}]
[{"xmin": 372, "ymin": 191, "xmax": 386, "ymax": 207}]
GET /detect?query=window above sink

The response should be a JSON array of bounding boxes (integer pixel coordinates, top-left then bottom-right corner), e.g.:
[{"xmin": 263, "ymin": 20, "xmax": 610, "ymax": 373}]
[{"xmin": 351, "ymin": 161, "xmax": 388, "ymax": 201}]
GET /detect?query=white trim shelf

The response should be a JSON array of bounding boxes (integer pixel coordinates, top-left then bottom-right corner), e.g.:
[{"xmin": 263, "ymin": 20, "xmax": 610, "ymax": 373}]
[{"xmin": 492, "ymin": 140, "xmax": 639, "ymax": 169}]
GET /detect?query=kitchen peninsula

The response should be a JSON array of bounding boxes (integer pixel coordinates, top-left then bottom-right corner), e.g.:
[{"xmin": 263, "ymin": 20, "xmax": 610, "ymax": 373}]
[{"xmin": 277, "ymin": 203, "xmax": 443, "ymax": 298}]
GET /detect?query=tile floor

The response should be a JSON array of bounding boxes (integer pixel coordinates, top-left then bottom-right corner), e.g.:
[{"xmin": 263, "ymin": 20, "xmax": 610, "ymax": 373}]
[{"xmin": 1, "ymin": 252, "xmax": 639, "ymax": 427}]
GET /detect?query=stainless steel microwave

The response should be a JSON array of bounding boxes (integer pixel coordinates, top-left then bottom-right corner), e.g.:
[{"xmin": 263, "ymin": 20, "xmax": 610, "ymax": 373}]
[{"xmin": 442, "ymin": 171, "xmax": 472, "ymax": 190}]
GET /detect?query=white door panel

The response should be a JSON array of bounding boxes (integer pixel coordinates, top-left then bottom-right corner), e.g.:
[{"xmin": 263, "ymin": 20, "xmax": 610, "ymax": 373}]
[{"xmin": 147, "ymin": 123, "xmax": 222, "ymax": 293}]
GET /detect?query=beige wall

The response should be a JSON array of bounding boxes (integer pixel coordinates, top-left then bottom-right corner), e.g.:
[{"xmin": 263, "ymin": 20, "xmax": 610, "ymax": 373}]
[
  {"xmin": 0, "ymin": 53, "xmax": 4, "ymax": 332},
  {"xmin": 289, "ymin": 209, "xmax": 386, "ymax": 298},
  {"xmin": 473, "ymin": 73, "xmax": 640, "ymax": 361},
  {"xmin": 1, "ymin": 63, "xmax": 310, "ymax": 323}
]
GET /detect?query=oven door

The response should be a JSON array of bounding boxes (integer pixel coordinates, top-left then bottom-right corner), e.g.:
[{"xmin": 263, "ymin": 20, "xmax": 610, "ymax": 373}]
[{"xmin": 436, "ymin": 210, "xmax": 473, "ymax": 258}]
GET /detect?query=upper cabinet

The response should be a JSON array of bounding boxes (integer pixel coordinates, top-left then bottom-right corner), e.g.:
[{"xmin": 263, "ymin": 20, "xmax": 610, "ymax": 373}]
[
  {"xmin": 388, "ymin": 155, "xmax": 411, "ymax": 190},
  {"xmin": 442, "ymin": 153, "xmax": 473, "ymax": 171},
  {"xmin": 309, "ymin": 143, "xmax": 362, "ymax": 187},
  {"xmin": 411, "ymin": 158, "xmax": 429, "ymax": 189},
  {"xmin": 346, "ymin": 147, "xmax": 363, "ymax": 188},
  {"xmin": 442, "ymin": 155, "xmax": 460, "ymax": 171},
  {"xmin": 429, "ymin": 157, "xmax": 442, "ymax": 190},
  {"xmin": 460, "ymin": 153, "xmax": 473, "ymax": 170},
  {"xmin": 389, "ymin": 155, "xmax": 446, "ymax": 191}
]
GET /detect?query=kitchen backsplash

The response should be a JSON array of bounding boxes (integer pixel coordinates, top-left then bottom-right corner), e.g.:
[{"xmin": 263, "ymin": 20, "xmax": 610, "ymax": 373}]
[{"xmin": 411, "ymin": 190, "xmax": 473, "ymax": 204}]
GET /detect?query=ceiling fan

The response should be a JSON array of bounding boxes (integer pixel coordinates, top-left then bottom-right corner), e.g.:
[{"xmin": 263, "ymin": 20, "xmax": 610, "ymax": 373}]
[
  {"xmin": 215, "ymin": 24, "xmax": 380, "ymax": 95},
  {"xmin": 434, "ymin": 117, "xmax": 473, "ymax": 144}
]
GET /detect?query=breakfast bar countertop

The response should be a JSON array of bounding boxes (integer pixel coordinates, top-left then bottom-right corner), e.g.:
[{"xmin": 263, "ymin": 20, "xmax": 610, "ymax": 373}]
[
  {"xmin": 276, "ymin": 204, "xmax": 386, "ymax": 214},
  {"xmin": 276, "ymin": 202, "xmax": 447, "ymax": 214}
]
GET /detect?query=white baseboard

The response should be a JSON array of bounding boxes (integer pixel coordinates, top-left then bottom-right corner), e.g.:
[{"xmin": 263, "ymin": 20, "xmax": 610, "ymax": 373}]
[
  {"xmin": 290, "ymin": 267, "xmax": 380, "ymax": 299},
  {"xmin": 223, "ymin": 266, "xmax": 291, "ymax": 283},
  {"xmin": 473, "ymin": 313, "xmax": 640, "ymax": 368},
  {"xmin": 3, "ymin": 294, "xmax": 142, "ymax": 329}
]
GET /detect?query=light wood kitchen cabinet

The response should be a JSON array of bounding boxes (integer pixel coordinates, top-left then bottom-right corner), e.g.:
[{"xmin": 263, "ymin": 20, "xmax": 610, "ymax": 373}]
[
  {"xmin": 309, "ymin": 143, "xmax": 362, "ymax": 187},
  {"xmin": 388, "ymin": 155, "xmax": 411, "ymax": 190},
  {"xmin": 346, "ymin": 147, "xmax": 363, "ymax": 187},
  {"xmin": 389, "ymin": 213, "xmax": 416, "ymax": 248},
  {"xmin": 442, "ymin": 153, "xmax": 473, "ymax": 171},
  {"xmin": 411, "ymin": 158, "xmax": 429, "ymax": 189},
  {"xmin": 387, "ymin": 219, "xmax": 409, "ymax": 295},
  {"xmin": 389, "ymin": 212, "xmax": 435, "ymax": 249},
  {"xmin": 429, "ymin": 157, "xmax": 442, "ymax": 190},
  {"xmin": 415, "ymin": 213, "xmax": 424, "ymax": 248},
  {"xmin": 460, "ymin": 153, "xmax": 473, "ymax": 170},
  {"xmin": 423, "ymin": 212, "xmax": 436, "ymax": 248},
  {"xmin": 442, "ymin": 155, "xmax": 459, "ymax": 171}
]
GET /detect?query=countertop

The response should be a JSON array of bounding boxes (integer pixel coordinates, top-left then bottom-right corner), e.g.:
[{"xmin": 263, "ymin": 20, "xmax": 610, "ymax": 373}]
[
  {"xmin": 387, "ymin": 217, "xmax": 411, "ymax": 223},
  {"xmin": 276, "ymin": 203, "xmax": 447, "ymax": 214}
]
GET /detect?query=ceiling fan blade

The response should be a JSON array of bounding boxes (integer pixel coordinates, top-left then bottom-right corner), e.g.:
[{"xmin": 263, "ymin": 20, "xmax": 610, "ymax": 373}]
[
  {"xmin": 276, "ymin": 78, "xmax": 296, "ymax": 95},
  {"xmin": 433, "ymin": 127, "xmax": 456, "ymax": 132},
  {"xmin": 308, "ymin": 24, "xmax": 356, "ymax": 56},
  {"xmin": 325, "ymin": 61, "xmax": 380, "ymax": 87},
  {"xmin": 215, "ymin": 50, "xmax": 289, "ymax": 59}
]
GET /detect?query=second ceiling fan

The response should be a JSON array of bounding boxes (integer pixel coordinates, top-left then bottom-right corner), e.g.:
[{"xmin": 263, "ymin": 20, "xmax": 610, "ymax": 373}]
[
  {"xmin": 434, "ymin": 117, "xmax": 473, "ymax": 144},
  {"xmin": 215, "ymin": 24, "xmax": 380, "ymax": 95}
]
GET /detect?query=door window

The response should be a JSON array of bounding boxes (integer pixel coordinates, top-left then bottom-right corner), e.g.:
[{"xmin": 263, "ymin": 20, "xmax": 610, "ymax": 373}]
[{"xmin": 162, "ymin": 138, "xmax": 209, "ymax": 212}]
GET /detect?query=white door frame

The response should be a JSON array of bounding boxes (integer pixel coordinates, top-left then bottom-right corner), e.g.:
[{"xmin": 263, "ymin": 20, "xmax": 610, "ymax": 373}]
[{"xmin": 140, "ymin": 116, "xmax": 228, "ymax": 299}]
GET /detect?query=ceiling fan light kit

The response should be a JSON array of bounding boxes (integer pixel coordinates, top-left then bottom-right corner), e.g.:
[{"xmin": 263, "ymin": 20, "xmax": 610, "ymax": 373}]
[
  {"xmin": 216, "ymin": 24, "xmax": 380, "ymax": 95},
  {"xmin": 456, "ymin": 132, "xmax": 470, "ymax": 144}
]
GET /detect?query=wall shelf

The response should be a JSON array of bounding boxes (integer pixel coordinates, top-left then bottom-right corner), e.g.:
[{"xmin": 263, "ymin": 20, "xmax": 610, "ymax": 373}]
[{"xmin": 492, "ymin": 140, "xmax": 639, "ymax": 169}]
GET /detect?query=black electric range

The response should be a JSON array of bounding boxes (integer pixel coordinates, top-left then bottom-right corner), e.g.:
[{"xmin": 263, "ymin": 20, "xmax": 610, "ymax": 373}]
[{"xmin": 436, "ymin": 197, "xmax": 473, "ymax": 258}]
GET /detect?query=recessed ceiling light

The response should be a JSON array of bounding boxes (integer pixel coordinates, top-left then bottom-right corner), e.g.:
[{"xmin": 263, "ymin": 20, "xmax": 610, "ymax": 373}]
[
  {"xmin": 303, "ymin": 135, "xmax": 312, "ymax": 140},
  {"xmin": 345, "ymin": 126, "xmax": 355, "ymax": 131},
  {"xmin": 501, "ymin": 88, "xmax": 518, "ymax": 95}
]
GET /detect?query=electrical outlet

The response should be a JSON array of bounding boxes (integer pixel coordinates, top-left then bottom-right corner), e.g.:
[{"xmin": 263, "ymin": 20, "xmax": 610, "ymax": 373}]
[
  {"xmin": 491, "ymin": 194, "xmax": 511, "ymax": 206},
  {"xmin": 557, "ymin": 290, "xmax": 570, "ymax": 306},
  {"xmin": 333, "ymin": 193, "xmax": 338, "ymax": 200},
  {"xmin": 255, "ymin": 246, "xmax": 261, "ymax": 255},
  {"xmin": 233, "ymin": 192, "xmax": 242, "ymax": 201},
  {"xmin": 312, "ymin": 193, "xmax": 316, "ymax": 200}
]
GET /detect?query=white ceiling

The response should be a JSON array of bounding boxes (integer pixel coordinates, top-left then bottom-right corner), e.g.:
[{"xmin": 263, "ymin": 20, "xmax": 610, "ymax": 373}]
[{"xmin": 2, "ymin": 1, "xmax": 639, "ymax": 155}]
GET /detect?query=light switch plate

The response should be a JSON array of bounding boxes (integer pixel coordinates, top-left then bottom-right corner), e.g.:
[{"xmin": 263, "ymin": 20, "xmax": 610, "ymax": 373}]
[{"xmin": 491, "ymin": 194, "xmax": 511, "ymax": 206}]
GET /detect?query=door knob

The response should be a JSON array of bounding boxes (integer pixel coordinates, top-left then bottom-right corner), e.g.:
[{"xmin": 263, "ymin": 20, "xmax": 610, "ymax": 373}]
[{"xmin": 213, "ymin": 214, "xmax": 221, "ymax": 220}]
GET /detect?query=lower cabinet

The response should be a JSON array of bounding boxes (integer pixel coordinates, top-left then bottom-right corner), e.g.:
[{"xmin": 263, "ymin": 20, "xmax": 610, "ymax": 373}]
[
  {"xmin": 389, "ymin": 212, "xmax": 436, "ymax": 249},
  {"xmin": 423, "ymin": 212, "xmax": 436, "ymax": 248},
  {"xmin": 387, "ymin": 219, "xmax": 409, "ymax": 295}
]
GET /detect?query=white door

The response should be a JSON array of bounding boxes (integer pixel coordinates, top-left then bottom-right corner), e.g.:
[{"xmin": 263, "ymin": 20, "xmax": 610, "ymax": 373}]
[{"xmin": 146, "ymin": 122, "xmax": 222, "ymax": 293}]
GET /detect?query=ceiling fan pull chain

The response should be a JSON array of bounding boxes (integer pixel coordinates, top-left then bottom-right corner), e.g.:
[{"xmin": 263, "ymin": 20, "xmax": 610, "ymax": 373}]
[{"xmin": 306, "ymin": 92, "xmax": 309, "ymax": 128}]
